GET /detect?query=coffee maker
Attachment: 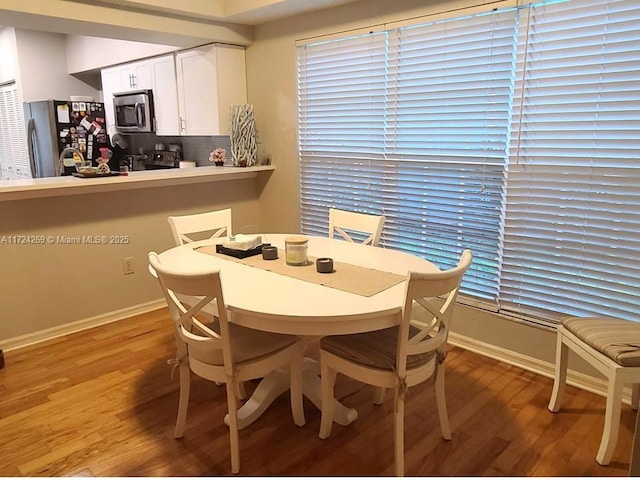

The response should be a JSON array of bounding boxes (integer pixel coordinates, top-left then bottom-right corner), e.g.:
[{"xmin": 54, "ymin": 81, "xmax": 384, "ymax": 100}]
[{"xmin": 167, "ymin": 143, "xmax": 182, "ymax": 162}]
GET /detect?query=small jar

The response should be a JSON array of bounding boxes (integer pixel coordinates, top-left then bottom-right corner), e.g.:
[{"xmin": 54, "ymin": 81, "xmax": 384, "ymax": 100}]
[{"xmin": 285, "ymin": 235, "xmax": 309, "ymax": 266}]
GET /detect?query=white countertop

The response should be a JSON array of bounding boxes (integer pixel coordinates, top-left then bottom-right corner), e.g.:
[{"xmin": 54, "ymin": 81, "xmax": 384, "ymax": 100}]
[{"xmin": 0, "ymin": 165, "xmax": 275, "ymax": 201}]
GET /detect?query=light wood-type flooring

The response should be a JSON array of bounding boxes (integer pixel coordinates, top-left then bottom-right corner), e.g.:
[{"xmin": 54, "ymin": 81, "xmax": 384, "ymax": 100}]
[{"xmin": 0, "ymin": 308, "xmax": 636, "ymax": 476}]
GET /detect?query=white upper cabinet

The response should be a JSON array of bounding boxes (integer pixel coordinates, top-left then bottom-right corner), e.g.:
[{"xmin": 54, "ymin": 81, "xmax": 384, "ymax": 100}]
[
  {"xmin": 149, "ymin": 56, "xmax": 179, "ymax": 136},
  {"xmin": 101, "ymin": 55, "xmax": 178, "ymax": 135},
  {"xmin": 175, "ymin": 44, "xmax": 247, "ymax": 135},
  {"xmin": 100, "ymin": 66, "xmax": 121, "ymax": 133},
  {"xmin": 119, "ymin": 60, "xmax": 152, "ymax": 91},
  {"xmin": 101, "ymin": 44, "xmax": 246, "ymax": 137}
]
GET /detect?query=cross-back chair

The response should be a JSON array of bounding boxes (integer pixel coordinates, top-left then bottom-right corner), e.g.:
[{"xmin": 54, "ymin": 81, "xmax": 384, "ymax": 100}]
[
  {"xmin": 328, "ymin": 208, "xmax": 386, "ymax": 246},
  {"xmin": 168, "ymin": 208, "xmax": 232, "ymax": 245},
  {"xmin": 165, "ymin": 208, "xmax": 235, "ymax": 388},
  {"xmin": 318, "ymin": 249, "xmax": 472, "ymax": 476},
  {"xmin": 148, "ymin": 252, "xmax": 305, "ymax": 474}
]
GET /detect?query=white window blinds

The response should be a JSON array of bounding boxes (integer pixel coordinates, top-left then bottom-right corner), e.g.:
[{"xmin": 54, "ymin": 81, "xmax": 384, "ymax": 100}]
[
  {"xmin": 297, "ymin": 0, "xmax": 640, "ymax": 323},
  {"xmin": 298, "ymin": 10, "xmax": 518, "ymax": 302},
  {"xmin": 385, "ymin": 10, "xmax": 517, "ymax": 302},
  {"xmin": 500, "ymin": 0, "xmax": 640, "ymax": 321},
  {"xmin": 298, "ymin": 31, "xmax": 389, "ymax": 239}
]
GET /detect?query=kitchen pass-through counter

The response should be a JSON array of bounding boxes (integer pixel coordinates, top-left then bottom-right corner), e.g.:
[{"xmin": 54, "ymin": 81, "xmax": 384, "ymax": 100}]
[{"xmin": 0, "ymin": 165, "xmax": 275, "ymax": 202}]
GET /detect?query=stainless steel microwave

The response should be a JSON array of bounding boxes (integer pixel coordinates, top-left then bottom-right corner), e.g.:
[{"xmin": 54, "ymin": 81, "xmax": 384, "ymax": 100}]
[{"xmin": 113, "ymin": 89, "xmax": 155, "ymax": 133}]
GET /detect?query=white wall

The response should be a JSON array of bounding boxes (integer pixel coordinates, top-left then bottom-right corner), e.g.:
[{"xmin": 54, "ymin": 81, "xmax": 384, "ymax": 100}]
[
  {"xmin": 66, "ymin": 35, "xmax": 180, "ymax": 74},
  {"xmin": 14, "ymin": 29, "xmax": 100, "ymax": 101},
  {"xmin": 0, "ymin": 176, "xmax": 266, "ymax": 345},
  {"xmin": 0, "ymin": 27, "xmax": 19, "ymax": 84}
]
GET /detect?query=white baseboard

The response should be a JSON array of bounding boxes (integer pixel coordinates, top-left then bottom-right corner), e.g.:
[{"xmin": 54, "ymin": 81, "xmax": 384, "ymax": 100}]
[
  {"xmin": 1, "ymin": 299, "xmax": 166, "ymax": 352},
  {"xmin": 448, "ymin": 331, "xmax": 633, "ymax": 404}
]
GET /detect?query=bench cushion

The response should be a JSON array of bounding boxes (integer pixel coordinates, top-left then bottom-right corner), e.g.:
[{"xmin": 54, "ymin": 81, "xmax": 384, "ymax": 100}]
[{"xmin": 562, "ymin": 317, "xmax": 640, "ymax": 367}]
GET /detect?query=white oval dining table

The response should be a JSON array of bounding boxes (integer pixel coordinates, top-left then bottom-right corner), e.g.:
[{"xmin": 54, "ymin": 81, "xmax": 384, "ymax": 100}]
[{"xmin": 157, "ymin": 234, "xmax": 439, "ymax": 429}]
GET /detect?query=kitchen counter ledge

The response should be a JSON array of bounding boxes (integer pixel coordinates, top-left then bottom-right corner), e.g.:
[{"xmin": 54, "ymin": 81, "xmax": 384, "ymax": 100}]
[{"xmin": 0, "ymin": 165, "xmax": 275, "ymax": 202}]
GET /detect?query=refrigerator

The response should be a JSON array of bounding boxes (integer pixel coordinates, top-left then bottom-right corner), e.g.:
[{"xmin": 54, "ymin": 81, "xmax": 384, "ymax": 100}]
[{"xmin": 24, "ymin": 100, "xmax": 110, "ymax": 177}]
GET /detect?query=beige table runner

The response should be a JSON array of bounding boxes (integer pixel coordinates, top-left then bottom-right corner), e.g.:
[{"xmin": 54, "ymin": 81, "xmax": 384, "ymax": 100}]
[{"xmin": 195, "ymin": 246, "xmax": 405, "ymax": 297}]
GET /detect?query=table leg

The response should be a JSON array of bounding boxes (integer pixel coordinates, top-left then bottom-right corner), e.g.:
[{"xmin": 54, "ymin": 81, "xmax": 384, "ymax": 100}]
[{"xmin": 224, "ymin": 357, "xmax": 358, "ymax": 430}]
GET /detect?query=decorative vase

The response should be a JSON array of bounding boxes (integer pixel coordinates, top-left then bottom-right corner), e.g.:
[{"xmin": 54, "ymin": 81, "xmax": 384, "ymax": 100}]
[{"xmin": 230, "ymin": 104, "xmax": 257, "ymax": 167}]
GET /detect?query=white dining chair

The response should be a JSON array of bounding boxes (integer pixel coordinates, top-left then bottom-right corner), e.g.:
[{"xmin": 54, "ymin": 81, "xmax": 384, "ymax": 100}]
[
  {"xmin": 548, "ymin": 316, "xmax": 640, "ymax": 465},
  {"xmin": 166, "ymin": 208, "xmax": 243, "ymax": 393},
  {"xmin": 148, "ymin": 252, "xmax": 305, "ymax": 474},
  {"xmin": 318, "ymin": 250, "xmax": 472, "ymax": 476},
  {"xmin": 328, "ymin": 208, "xmax": 386, "ymax": 247},
  {"xmin": 168, "ymin": 208, "xmax": 232, "ymax": 245}
]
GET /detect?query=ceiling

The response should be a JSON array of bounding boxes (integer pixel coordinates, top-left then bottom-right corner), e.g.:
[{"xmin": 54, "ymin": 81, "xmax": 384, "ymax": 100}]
[
  {"xmin": 0, "ymin": 0, "xmax": 362, "ymax": 48},
  {"xmin": 72, "ymin": 0, "xmax": 361, "ymax": 26}
]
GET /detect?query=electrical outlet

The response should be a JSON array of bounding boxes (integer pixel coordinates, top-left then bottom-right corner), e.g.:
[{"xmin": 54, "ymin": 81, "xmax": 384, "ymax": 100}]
[{"xmin": 123, "ymin": 257, "xmax": 135, "ymax": 275}]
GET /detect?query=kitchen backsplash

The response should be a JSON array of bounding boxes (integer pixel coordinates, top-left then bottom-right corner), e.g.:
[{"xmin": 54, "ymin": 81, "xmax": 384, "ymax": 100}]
[{"xmin": 124, "ymin": 134, "xmax": 232, "ymax": 167}]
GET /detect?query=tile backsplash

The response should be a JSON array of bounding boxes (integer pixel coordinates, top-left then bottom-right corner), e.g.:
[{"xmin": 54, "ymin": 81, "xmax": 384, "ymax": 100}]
[{"xmin": 124, "ymin": 134, "xmax": 232, "ymax": 167}]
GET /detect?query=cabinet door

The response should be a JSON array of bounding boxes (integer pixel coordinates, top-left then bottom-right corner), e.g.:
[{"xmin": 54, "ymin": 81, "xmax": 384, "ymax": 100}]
[
  {"xmin": 120, "ymin": 60, "xmax": 152, "ymax": 91},
  {"xmin": 100, "ymin": 67, "xmax": 121, "ymax": 132},
  {"xmin": 176, "ymin": 46, "xmax": 220, "ymax": 135},
  {"xmin": 150, "ymin": 56, "xmax": 180, "ymax": 136}
]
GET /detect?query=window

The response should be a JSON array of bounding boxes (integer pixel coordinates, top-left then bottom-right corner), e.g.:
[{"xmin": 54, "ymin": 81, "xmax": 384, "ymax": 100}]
[
  {"xmin": 297, "ymin": 0, "xmax": 640, "ymax": 323},
  {"xmin": 298, "ymin": 30, "xmax": 389, "ymax": 241},
  {"xmin": 501, "ymin": 0, "xmax": 640, "ymax": 321}
]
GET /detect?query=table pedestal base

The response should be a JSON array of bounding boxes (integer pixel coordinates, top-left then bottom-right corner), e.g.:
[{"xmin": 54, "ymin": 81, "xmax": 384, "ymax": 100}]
[{"xmin": 224, "ymin": 357, "xmax": 358, "ymax": 430}]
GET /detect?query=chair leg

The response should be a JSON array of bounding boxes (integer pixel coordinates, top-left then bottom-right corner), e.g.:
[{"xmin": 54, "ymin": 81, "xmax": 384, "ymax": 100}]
[
  {"xmin": 174, "ymin": 364, "xmax": 190, "ymax": 438},
  {"xmin": 632, "ymin": 384, "xmax": 640, "ymax": 411},
  {"xmin": 319, "ymin": 357, "xmax": 337, "ymax": 439},
  {"xmin": 548, "ymin": 334, "xmax": 568, "ymax": 412},
  {"xmin": 435, "ymin": 361, "xmax": 452, "ymax": 440},
  {"xmin": 290, "ymin": 345, "xmax": 306, "ymax": 427},
  {"xmin": 225, "ymin": 381, "xmax": 241, "ymax": 474},
  {"xmin": 220, "ymin": 380, "xmax": 247, "ymax": 399},
  {"xmin": 393, "ymin": 385, "xmax": 405, "ymax": 477},
  {"xmin": 374, "ymin": 387, "xmax": 386, "ymax": 405},
  {"xmin": 596, "ymin": 374, "xmax": 625, "ymax": 465},
  {"xmin": 629, "ymin": 406, "xmax": 640, "ymax": 476}
]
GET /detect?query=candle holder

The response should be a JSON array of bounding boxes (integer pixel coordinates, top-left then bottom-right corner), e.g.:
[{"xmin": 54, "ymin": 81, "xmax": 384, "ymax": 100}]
[
  {"xmin": 262, "ymin": 245, "xmax": 278, "ymax": 260},
  {"xmin": 316, "ymin": 257, "xmax": 334, "ymax": 273}
]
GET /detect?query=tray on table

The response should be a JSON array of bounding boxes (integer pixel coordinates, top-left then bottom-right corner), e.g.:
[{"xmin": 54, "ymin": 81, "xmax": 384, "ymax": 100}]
[{"xmin": 215, "ymin": 243, "xmax": 264, "ymax": 259}]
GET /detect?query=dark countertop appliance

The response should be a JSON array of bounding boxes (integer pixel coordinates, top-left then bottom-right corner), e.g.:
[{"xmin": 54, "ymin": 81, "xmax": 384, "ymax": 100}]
[{"xmin": 145, "ymin": 151, "xmax": 179, "ymax": 169}]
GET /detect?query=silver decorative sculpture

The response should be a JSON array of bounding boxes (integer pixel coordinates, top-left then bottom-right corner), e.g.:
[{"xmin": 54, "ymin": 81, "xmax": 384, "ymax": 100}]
[{"xmin": 230, "ymin": 104, "xmax": 257, "ymax": 167}]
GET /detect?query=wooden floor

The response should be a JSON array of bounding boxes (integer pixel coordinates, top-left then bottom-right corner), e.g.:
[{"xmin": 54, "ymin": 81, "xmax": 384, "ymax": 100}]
[{"xmin": 0, "ymin": 309, "xmax": 636, "ymax": 476}]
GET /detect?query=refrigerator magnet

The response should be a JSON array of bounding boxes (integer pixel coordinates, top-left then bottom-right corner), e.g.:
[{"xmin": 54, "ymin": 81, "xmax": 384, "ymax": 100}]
[{"xmin": 57, "ymin": 105, "xmax": 70, "ymax": 123}]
